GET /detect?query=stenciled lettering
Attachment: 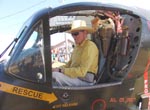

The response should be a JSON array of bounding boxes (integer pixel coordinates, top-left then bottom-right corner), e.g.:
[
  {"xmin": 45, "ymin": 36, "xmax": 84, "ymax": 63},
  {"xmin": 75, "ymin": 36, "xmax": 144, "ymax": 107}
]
[{"xmin": 12, "ymin": 87, "xmax": 42, "ymax": 99}]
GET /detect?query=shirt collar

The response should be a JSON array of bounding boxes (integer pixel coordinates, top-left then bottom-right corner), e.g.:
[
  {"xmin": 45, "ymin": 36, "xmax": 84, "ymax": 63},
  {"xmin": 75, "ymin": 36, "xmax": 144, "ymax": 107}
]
[{"xmin": 76, "ymin": 39, "xmax": 88, "ymax": 47}]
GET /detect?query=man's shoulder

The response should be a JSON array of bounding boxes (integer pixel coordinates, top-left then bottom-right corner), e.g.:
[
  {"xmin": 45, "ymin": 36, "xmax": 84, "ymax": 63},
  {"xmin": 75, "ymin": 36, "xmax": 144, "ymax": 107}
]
[
  {"xmin": 85, "ymin": 40, "xmax": 98, "ymax": 50},
  {"xmin": 86, "ymin": 39, "xmax": 97, "ymax": 46}
]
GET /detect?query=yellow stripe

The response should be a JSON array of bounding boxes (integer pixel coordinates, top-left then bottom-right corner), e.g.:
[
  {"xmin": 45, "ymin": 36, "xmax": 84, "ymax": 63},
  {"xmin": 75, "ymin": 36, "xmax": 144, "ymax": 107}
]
[{"xmin": 0, "ymin": 81, "xmax": 57, "ymax": 103}]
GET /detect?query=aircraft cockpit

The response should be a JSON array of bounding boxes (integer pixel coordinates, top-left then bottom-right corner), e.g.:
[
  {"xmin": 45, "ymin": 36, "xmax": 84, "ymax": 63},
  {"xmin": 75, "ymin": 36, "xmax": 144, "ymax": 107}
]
[
  {"xmin": 49, "ymin": 7, "xmax": 142, "ymax": 88},
  {"xmin": 5, "ymin": 3, "xmax": 142, "ymax": 89}
]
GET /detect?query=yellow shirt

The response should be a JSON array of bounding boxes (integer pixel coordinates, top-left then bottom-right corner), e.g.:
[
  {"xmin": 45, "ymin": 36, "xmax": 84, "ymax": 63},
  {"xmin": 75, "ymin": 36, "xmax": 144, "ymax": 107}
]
[{"xmin": 62, "ymin": 39, "xmax": 99, "ymax": 78}]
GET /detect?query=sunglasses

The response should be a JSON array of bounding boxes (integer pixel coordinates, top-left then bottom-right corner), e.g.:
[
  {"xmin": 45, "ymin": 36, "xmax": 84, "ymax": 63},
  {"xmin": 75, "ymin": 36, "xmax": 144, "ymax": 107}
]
[
  {"xmin": 71, "ymin": 32, "xmax": 79, "ymax": 36},
  {"xmin": 71, "ymin": 30, "xmax": 84, "ymax": 36}
]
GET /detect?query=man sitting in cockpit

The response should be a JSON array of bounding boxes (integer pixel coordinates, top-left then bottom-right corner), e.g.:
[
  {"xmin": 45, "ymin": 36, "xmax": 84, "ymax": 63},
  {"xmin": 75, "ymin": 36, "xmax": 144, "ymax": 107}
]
[{"xmin": 52, "ymin": 20, "xmax": 99, "ymax": 86}]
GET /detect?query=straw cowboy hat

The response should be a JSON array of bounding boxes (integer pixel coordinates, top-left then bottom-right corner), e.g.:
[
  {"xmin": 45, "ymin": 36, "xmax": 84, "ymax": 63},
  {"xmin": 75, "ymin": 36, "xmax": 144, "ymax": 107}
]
[{"xmin": 67, "ymin": 20, "xmax": 94, "ymax": 33}]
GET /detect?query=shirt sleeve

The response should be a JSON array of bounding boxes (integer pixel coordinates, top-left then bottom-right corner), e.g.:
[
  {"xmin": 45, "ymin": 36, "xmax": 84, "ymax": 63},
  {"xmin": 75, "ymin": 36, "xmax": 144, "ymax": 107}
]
[
  {"xmin": 60, "ymin": 56, "xmax": 72, "ymax": 69},
  {"xmin": 63, "ymin": 42, "xmax": 98, "ymax": 78}
]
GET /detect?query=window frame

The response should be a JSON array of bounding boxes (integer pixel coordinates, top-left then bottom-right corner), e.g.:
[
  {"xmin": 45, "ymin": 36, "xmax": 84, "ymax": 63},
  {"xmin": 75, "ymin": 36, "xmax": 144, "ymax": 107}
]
[{"xmin": 6, "ymin": 16, "xmax": 51, "ymax": 84}]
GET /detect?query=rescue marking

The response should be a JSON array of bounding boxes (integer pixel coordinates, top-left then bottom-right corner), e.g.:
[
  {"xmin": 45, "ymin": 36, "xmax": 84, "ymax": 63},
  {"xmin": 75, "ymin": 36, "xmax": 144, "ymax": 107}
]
[{"xmin": 0, "ymin": 81, "xmax": 57, "ymax": 103}]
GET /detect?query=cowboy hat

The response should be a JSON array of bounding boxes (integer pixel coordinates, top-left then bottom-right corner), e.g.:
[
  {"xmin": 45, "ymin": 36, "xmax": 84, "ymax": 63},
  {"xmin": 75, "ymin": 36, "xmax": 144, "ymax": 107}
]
[{"xmin": 67, "ymin": 20, "xmax": 94, "ymax": 33}]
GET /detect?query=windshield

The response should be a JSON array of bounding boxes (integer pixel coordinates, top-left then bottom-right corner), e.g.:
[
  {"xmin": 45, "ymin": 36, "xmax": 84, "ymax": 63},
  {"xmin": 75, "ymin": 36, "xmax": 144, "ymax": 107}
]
[{"xmin": 7, "ymin": 21, "xmax": 45, "ymax": 83}]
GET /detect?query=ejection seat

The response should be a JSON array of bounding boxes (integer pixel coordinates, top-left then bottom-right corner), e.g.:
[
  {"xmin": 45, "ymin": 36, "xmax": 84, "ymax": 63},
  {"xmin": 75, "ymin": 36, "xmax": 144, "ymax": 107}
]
[
  {"xmin": 92, "ymin": 33, "xmax": 106, "ymax": 84},
  {"xmin": 91, "ymin": 18, "xmax": 114, "ymax": 84}
]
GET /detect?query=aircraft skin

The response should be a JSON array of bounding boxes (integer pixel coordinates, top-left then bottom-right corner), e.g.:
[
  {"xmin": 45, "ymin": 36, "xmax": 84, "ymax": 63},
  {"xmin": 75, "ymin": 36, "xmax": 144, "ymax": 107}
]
[{"xmin": 0, "ymin": 2, "xmax": 150, "ymax": 110}]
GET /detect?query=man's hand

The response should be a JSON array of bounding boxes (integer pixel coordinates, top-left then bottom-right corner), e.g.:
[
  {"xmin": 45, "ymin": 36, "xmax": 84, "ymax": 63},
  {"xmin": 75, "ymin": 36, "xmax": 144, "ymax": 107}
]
[
  {"xmin": 52, "ymin": 68, "xmax": 59, "ymax": 72},
  {"xmin": 52, "ymin": 68, "xmax": 64, "ymax": 73}
]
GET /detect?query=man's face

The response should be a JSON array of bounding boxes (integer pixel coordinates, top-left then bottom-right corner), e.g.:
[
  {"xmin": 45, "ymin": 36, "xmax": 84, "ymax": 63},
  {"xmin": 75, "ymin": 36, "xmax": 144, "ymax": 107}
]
[{"xmin": 71, "ymin": 30, "xmax": 87, "ymax": 45}]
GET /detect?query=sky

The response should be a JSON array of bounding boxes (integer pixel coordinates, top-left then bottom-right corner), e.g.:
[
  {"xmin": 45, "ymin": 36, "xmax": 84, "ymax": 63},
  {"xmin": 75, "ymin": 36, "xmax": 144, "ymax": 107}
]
[
  {"xmin": 0, "ymin": 0, "xmax": 59, "ymax": 53},
  {"xmin": 0, "ymin": 0, "xmax": 150, "ymax": 56}
]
